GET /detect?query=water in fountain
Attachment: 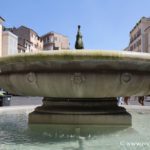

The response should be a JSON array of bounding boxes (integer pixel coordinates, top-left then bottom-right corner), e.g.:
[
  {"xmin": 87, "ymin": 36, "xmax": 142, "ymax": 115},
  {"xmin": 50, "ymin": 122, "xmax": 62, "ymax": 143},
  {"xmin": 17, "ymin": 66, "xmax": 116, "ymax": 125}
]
[{"xmin": 0, "ymin": 106, "xmax": 150, "ymax": 150}]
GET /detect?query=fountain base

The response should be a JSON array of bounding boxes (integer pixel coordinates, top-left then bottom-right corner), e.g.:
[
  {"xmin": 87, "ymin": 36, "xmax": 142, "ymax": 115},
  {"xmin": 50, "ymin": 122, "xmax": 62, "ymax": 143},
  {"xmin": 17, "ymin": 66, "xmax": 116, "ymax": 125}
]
[{"xmin": 29, "ymin": 97, "xmax": 131, "ymax": 125}]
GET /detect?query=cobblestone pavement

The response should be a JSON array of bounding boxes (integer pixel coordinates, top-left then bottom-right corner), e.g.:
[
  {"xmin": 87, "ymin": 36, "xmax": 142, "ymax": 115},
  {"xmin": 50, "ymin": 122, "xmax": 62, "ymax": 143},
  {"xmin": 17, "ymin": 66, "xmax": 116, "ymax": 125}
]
[
  {"xmin": 10, "ymin": 96, "xmax": 42, "ymax": 106},
  {"xmin": 7, "ymin": 96, "xmax": 150, "ymax": 106}
]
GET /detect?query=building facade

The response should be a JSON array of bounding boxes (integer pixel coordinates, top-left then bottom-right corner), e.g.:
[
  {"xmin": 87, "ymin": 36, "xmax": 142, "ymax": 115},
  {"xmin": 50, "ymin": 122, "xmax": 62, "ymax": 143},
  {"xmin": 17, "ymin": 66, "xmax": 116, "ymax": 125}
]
[
  {"xmin": 128, "ymin": 17, "xmax": 150, "ymax": 52},
  {"xmin": 2, "ymin": 31, "xmax": 18, "ymax": 56},
  {"xmin": 1, "ymin": 17, "xmax": 70, "ymax": 55},
  {"xmin": 0, "ymin": 17, "xmax": 5, "ymax": 56},
  {"xmin": 9, "ymin": 26, "xmax": 43, "ymax": 53},
  {"xmin": 0, "ymin": 17, "xmax": 18, "ymax": 56},
  {"xmin": 125, "ymin": 17, "xmax": 150, "ymax": 103},
  {"xmin": 41, "ymin": 32, "xmax": 69, "ymax": 50}
]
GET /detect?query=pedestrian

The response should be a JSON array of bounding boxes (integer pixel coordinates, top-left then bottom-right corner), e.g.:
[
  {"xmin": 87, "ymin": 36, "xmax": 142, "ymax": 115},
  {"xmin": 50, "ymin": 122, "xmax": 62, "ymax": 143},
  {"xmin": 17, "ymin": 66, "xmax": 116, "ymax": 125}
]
[
  {"xmin": 124, "ymin": 96, "xmax": 130, "ymax": 105},
  {"xmin": 117, "ymin": 97, "xmax": 124, "ymax": 105},
  {"xmin": 138, "ymin": 96, "xmax": 144, "ymax": 106}
]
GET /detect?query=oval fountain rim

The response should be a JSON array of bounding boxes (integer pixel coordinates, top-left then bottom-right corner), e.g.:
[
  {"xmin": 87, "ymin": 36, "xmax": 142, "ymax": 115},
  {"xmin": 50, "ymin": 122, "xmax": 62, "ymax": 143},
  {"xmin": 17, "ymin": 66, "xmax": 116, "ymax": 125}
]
[
  {"xmin": 0, "ymin": 50, "xmax": 150, "ymax": 74},
  {"xmin": 0, "ymin": 50, "xmax": 150, "ymax": 62}
]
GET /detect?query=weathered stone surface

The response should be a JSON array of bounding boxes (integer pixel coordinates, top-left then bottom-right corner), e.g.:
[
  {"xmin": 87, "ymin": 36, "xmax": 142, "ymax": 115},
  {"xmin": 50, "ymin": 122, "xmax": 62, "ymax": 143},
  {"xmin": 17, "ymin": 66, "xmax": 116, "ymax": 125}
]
[
  {"xmin": 29, "ymin": 113, "xmax": 131, "ymax": 125},
  {"xmin": 0, "ymin": 50, "xmax": 149, "ymax": 97},
  {"xmin": 29, "ymin": 97, "xmax": 131, "ymax": 125},
  {"xmin": 0, "ymin": 50, "xmax": 148, "ymax": 125},
  {"xmin": 0, "ymin": 72, "xmax": 150, "ymax": 97}
]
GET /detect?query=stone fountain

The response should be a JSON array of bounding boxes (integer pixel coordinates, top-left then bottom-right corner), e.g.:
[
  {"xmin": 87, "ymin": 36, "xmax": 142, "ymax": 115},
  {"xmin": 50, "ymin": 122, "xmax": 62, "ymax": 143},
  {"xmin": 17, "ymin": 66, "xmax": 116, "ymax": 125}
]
[
  {"xmin": 0, "ymin": 27, "xmax": 150, "ymax": 126},
  {"xmin": 1, "ymin": 49, "xmax": 150, "ymax": 125}
]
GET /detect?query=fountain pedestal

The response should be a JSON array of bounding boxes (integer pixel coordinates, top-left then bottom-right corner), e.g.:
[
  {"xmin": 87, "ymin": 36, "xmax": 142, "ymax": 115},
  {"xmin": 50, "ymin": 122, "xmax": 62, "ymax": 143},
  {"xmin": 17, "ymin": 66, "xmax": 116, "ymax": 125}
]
[{"xmin": 29, "ymin": 97, "xmax": 131, "ymax": 125}]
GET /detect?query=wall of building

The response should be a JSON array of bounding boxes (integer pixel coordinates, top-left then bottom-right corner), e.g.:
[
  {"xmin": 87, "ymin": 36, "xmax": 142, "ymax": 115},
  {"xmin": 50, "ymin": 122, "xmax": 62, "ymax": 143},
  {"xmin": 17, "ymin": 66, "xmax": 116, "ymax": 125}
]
[
  {"xmin": 126, "ymin": 17, "xmax": 150, "ymax": 103},
  {"xmin": 143, "ymin": 27, "xmax": 150, "ymax": 53},
  {"xmin": 129, "ymin": 17, "xmax": 150, "ymax": 52},
  {"xmin": 42, "ymin": 32, "xmax": 69, "ymax": 50},
  {"xmin": 30, "ymin": 30, "xmax": 43, "ymax": 52},
  {"xmin": 0, "ymin": 21, "xmax": 3, "ymax": 57},
  {"xmin": 129, "ymin": 23, "xmax": 142, "ymax": 52},
  {"xmin": 53, "ymin": 33, "xmax": 69, "ymax": 50},
  {"xmin": 148, "ymin": 32, "xmax": 150, "ymax": 52},
  {"xmin": 12, "ymin": 26, "xmax": 30, "ymax": 41},
  {"xmin": 61, "ymin": 35, "xmax": 70, "ymax": 49},
  {"xmin": 2, "ymin": 31, "xmax": 18, "ymax": 56},
  {"xmin": 0, "ymin": 24, "xmax": 2, "ymax": 56},
  {"xmin": 11, "ymin": 26, "xmax": 43, "ymax": 53},
  {"xmin": 42, "ymin": 33, "xmax": 54, "ymax": 50}
]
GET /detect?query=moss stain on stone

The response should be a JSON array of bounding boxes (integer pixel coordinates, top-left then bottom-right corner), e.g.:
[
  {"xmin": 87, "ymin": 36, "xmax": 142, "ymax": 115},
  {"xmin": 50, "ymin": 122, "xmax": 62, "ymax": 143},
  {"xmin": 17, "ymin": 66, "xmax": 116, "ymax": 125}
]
[{"xmin": 0, "ymin": 50, "xmax": 150, "ymax": 66}]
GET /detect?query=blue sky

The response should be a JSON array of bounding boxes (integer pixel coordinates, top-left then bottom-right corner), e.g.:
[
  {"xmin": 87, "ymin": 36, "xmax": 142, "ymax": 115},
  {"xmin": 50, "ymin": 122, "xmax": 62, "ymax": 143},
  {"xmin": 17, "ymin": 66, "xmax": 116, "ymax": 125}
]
[{"xmin": 1, "ymin": 0, "xmax": 150, "ymax": 50}]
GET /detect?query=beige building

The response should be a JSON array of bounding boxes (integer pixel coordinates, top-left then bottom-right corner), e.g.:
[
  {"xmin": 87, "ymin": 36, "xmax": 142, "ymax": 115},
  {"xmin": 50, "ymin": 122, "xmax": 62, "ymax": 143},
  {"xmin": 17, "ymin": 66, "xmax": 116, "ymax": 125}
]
[
  {"xmin": 128, "ymin": 17, "xmax": 150, "ymax": 52},
  {"xmin": 2, "ymin": 31, "xmax": 18, "ymax": 56},
  {"xmin": 1, "ymin": 17, "xmax": 69, "ymax": 55},
  {"xmin": 41, "ymin": 32, "xmax": 69, "ymax": 50},
  {"xmin": 0, "ymin": 17, "xmax": 18, "ymax": 56},
  {"xmin": 125, "ymin": 17, "xmax": 150, "ymax": 103},
  {"xmin": 0, "ymin": 17, "xmax": 5, "ymax": 56},
  {"xmin": 9, "ymin": 26, "xmax": 43, "ymax": 53}
]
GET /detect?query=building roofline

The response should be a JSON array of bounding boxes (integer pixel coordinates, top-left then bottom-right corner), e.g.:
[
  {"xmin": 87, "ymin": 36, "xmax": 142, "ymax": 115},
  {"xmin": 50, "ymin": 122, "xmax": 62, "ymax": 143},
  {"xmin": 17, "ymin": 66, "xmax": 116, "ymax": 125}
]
[
  {"xmin": 2, "ymin": 30, "xmax": 18, "ymax": 38},
  {"xmin": 0, "ymin": 16, "xmax": 5, "ymax": 22},
  {"xmin": 19, "ymin": 25, "xmax": 39, "ymax": 36},
  {"xmin": 130, "ymin": 17, "xmax": 150, "ymax": 34},
  {"xmin": 41, "ymin": 31, "xmax": 68, "ymax": 38}
]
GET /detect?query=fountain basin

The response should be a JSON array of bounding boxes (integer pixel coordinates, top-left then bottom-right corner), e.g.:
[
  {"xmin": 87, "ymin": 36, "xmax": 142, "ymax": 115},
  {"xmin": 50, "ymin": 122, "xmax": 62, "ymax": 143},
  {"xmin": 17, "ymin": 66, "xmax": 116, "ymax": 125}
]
[
  {"xmin": 0, "ymin": 50, "xmax": 150, "ymax": 125},
  {"xmin": 0, "ymin": 105, "xmax": 150, "ymax": 150},
  {"xmin": 0, "ymin": 50, "xmax": 150, "ymax": 97}
]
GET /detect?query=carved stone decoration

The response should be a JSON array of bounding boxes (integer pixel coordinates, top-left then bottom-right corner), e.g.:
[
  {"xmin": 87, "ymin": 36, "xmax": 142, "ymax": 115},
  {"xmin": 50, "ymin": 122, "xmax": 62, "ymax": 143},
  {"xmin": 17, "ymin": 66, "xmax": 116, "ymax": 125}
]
[
  {"xmin": 26, "ymin": 72, "xmax": 36, "ymax": 83},
  {"xmin": 71, "ymin": 73, "xmax": 85, "ymax": 84},
  {"xmin": 121, "ymin": 73, "xmax": 132, "ymax": 83}
]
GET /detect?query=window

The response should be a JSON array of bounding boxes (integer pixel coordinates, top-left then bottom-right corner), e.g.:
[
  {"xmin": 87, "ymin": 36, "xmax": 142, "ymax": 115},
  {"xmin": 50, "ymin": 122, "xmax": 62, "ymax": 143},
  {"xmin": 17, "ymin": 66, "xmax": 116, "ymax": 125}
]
[
  {"xmin": 50, "ymin": 37, "xmax": 54, "ymax": 42},
  {"xmin": 54, "ymin": 47, "xmax": 59, "ymax": 50},
  {"xmin": 45, "ymin": 37, "xmax": 47, "ymax": 44},
  {"xmin": 134, "ymin": 43, "xmax": 136, "ymax": 49},
  {"xmin": 54, "ymin": 37, "xmax": 57, "ymax": 41},
  {"xmin": 133, "ymin": 39, "xmax": 141, "ymax": 48},
  {"xmin": 25, "ymin": 43, "xmax": 27, "ymax": 48},
  {"xmin": 44, "ymin": 38, "xmax": 46, "ymax": 43},
  {"xmin": 138, "ymin": 39, "xmax": 141, "ymax": 45},
  {"xmin": 137, "ymin": 29, "xmax": 141, "ymax": 37},
  {"xmin": 47, "ymin": 36, "xmax": 49, "ymax": 43},
  {"xmin": 130, "ymin": 37, "xmax": 133, "ymax": 43},
  {"xmin": 134, "ymin": 34, "xmax": 136, "ymax": 40},
  {"xmin": 130, "ymin": 45, "xmax": 133, "ymax": 51}
]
